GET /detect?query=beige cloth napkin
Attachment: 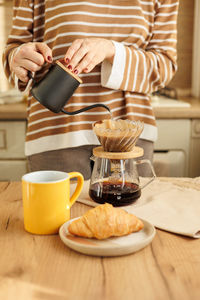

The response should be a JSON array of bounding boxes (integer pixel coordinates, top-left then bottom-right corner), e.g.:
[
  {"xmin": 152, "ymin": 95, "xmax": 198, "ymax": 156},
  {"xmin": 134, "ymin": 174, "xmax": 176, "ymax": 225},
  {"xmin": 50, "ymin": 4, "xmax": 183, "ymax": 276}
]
[{"xmin": 76, "ymin": 178, "xmax": 200, "ymax": 238}]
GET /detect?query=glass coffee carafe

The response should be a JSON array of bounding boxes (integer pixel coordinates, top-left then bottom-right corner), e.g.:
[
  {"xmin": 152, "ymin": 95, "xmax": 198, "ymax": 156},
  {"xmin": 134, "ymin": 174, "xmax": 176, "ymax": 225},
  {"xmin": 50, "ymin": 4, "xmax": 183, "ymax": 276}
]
[{"xmin": 89, "ymin": 146, "xmax": 156, "ymax": 207}]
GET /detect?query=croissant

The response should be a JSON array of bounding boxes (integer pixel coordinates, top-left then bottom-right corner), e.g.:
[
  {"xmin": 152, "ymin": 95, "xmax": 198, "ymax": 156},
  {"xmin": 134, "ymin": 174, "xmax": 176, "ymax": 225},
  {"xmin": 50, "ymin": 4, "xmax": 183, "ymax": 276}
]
[{"xmin": 68, "ymin": 203, "xmax": 144, "ymax": 240}]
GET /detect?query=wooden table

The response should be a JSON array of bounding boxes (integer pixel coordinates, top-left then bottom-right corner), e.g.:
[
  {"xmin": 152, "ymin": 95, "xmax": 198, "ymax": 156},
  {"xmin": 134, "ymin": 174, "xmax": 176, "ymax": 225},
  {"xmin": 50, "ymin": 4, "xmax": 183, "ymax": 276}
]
[{"xmin": 1, "ymin": 181, "xmax": 200, "ymax": 300}]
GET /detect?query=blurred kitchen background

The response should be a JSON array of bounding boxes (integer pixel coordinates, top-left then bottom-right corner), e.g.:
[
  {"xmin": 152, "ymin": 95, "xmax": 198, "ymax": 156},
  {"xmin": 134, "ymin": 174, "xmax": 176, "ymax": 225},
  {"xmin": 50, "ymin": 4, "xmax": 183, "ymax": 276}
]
[{"xmin": 0, "ymin": 0, "xmax": 200, "ymax": 180}]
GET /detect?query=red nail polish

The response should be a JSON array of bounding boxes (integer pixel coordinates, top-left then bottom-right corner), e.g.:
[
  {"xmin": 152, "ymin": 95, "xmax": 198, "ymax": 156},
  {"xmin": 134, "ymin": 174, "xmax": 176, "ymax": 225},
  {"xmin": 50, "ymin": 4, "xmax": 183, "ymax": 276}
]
[
  {"xmin": 68, "ymin": 65, "xmax": 72, "ymax": 70},
  {"xmin": 65, "ymin": 58, "xmax": 70, "ymax": 64},
  {"xmin": 47, "ymin": 56, "xmax": 53, "ymax": 63},
  {"xmin": 74, "ymin": 69, "xmax": 78, "ymax": 75}
]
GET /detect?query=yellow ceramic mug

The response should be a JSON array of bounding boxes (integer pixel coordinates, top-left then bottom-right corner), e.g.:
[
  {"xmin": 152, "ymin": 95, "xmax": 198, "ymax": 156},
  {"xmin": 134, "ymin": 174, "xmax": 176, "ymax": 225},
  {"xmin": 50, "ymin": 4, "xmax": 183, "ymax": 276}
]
[{"xmin": 22, "ymin": 170, "xmax": 84, "ymax": 234}]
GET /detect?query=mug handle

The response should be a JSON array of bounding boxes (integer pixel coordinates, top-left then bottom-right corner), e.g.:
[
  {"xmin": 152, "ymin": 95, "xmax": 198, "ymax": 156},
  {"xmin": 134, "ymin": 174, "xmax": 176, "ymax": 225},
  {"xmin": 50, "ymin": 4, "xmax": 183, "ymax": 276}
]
[
  {"xmin": 68, "ymin": 172, "xmax": 84, "ymax": 207},
  {"xmin": 135, "ymin": 159, "xmax": 156, "ymax": 189}
]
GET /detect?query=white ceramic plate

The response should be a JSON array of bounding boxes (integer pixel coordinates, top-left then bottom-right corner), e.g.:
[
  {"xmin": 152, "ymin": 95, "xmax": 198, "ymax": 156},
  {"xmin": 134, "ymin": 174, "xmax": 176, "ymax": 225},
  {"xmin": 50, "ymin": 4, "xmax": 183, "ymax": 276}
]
[{"xmin": 59, "ymin": 217, "xmax": 156, "ymax": 257}]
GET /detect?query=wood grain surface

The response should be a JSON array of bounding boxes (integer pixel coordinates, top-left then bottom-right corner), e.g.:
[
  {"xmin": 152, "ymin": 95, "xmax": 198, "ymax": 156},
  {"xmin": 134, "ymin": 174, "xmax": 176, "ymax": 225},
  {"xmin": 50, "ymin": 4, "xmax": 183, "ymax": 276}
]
[{"xmin": 0, "ymin": 181, "xmax": 200, "ymax": 300}]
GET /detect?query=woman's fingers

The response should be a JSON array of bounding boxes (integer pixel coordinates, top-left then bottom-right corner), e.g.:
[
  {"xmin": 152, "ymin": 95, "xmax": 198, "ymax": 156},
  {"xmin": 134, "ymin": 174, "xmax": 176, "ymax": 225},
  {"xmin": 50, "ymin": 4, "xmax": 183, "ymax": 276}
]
[
  {"xmin": 68, "ymin": 47, "xmax": 91, "ymax": 71},
  {"xmin": 35, "ymin": 42, "xmax": 53, "ymax": 63},
  {"xmin": 65, "ymin": 39, "xmax": 100, "ymax": 73},
  {"xmin": 75, "ymin": 53, "xmax": 99, "ymax": 74},
  {"xmin": 21, "ymin": 47, "xmax": 45, "ymax": 66},
  {"xmin": 82, "ymin": 59, "xmax": 98, "ymax": 74},
  {"xmin": 20, "ymin": 58, "xmax": 43, "ymax": 73},
  {"xmin": 64, "ymin": 38, "xmax": 115, "ymax": 74},
  {"xmin": 64, "ymin": 39, "xmax": 83, "ymax": 64},
  {"xmin": 10, "ymin": 42, "xmax": 53, "ymax": 82},
  {"xmin": 16, "ymin": 45, "xmax": 44, "ymax": 66},
  {"xmin": 14, "ymin": 66, "xmax": 29, "ymax": 82}
]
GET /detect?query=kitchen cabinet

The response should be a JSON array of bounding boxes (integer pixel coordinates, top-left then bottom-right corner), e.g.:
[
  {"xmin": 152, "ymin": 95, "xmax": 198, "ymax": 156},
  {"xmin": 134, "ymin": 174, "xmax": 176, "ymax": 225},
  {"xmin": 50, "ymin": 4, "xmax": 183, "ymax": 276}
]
[
  {"xmin": 0, "ymin": 118, "xmax": 196, "ymax": 180},
  {"xmin": 0, "ymin": 120, "xmax": 27, "ymax": 181},
  {"xmin": 153, "ymin": 119, "xmax": 191, "ymax": 177},
  {"xmin": 0, "ymin": 98, "xmax": 200, "ymax": 180},
  {"xmin": 152, "ymin": 97, "xmax": 200, "ymax": 177},
  {"xmin": 189, "ymin": 119, "xmax": 200, "ymax": 177}
]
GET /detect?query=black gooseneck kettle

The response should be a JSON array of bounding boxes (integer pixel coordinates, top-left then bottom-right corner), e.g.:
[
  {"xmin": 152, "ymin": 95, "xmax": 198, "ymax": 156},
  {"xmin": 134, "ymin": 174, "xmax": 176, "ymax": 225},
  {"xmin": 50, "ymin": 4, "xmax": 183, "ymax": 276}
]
[{"xmin": 30, "ymin": 60, "xmax": 110, "ymax": 115}]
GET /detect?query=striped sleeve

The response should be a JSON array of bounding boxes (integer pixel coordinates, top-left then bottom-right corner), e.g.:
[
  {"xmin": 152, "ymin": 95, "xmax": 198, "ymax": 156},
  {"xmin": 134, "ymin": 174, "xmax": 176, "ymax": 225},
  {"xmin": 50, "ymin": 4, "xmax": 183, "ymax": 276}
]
[
  {"xmin": 2, "ymin": 0, "xmax": 33, "ymax": 91},
  {"xmin": 101, "ymin": 0, "xmax": 179, "ymax": 94}
]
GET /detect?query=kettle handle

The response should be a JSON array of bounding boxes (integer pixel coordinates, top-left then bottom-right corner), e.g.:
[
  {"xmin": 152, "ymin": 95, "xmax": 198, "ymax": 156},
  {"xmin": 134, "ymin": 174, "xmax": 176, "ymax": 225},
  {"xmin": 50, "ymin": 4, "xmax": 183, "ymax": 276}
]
[
  {"xmin": 61, "ymin": 103, "xmax": 111, "ymax": 115},
  {"xmin": 28, "ymin": 71, "xmax": 36, "ymax": 85},
  {"xmin": 27, "ymin": 64, "xmax": 54, "ymax": 86}
]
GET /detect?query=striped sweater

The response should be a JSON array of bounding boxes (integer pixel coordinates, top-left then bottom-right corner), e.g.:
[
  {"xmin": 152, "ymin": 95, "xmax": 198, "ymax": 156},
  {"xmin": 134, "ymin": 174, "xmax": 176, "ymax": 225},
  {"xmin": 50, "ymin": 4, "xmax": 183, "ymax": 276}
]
[{"xmin": 3, "ymin": 0, "xmax": 178, "ymax": 156}]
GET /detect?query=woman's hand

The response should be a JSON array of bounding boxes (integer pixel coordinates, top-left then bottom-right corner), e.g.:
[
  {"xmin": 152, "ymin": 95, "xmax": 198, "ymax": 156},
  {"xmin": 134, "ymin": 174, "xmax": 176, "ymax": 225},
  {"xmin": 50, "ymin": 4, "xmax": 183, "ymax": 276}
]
[
  {"xmin": 9, "ymin": 42, "xmax": 52, "ymax": 83},
  {"xmin": 64, "ymin": 38, "xmax": 115, "ymax": 74}
]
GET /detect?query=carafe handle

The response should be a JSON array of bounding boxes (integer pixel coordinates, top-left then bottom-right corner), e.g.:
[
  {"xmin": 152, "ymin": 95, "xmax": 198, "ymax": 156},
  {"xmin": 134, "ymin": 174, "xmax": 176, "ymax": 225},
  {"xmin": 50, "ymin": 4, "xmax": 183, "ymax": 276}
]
[{"xmin": 135, "ymin": 159, "xmax": 156, "ymax": 189}]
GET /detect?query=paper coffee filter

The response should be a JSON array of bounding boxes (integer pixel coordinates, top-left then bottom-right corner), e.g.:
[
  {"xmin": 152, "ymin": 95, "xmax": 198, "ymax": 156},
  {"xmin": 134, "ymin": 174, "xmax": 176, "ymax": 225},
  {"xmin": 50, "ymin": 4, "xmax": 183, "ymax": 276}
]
[{"xmin": 93, "ymin": 119, "xmax": 144, "ymax": 152}]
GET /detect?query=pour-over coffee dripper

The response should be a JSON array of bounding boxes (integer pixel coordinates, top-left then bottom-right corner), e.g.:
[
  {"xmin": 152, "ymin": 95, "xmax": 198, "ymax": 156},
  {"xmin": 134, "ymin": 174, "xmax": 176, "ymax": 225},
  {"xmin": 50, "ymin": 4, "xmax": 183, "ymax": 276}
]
[
  {"xmin": 93, "ymin": 119, "xmax": 144, "ymax": 152},
  {"xmin": 89, "ymin": 119, "xmax": 156, "ymax": 207}
]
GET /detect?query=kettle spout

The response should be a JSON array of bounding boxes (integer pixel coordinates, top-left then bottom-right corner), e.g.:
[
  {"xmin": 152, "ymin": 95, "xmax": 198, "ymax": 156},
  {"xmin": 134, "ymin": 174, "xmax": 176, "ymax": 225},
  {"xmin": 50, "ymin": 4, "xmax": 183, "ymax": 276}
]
[{"xmin": 61, "ymin": 103, "xmax": 110, "ymax": 115}]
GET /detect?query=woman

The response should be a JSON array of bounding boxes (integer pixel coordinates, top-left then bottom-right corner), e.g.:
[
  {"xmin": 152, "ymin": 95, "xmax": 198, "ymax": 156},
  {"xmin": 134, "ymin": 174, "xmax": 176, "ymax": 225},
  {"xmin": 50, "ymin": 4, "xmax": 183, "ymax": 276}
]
[{"xmin": 3, "ymin": 0, "xmax": 179, "ymax": 179}]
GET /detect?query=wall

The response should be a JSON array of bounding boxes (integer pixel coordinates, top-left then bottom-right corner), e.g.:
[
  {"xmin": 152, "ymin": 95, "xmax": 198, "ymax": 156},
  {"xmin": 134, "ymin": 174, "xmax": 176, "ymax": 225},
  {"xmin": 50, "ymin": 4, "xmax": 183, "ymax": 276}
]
[
  {"xmin": 0, "ymin": 0, "xmax": 13, "ymax": 92},
  {"xmin": 169, "ymin": 0, "xmax": 195, "ymax": 93}
]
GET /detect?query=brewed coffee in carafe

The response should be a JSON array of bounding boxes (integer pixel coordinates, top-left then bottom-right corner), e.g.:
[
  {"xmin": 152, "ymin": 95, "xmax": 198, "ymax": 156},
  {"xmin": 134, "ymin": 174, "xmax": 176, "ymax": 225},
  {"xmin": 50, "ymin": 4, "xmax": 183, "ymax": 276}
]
[
  {"xmin": 89, "ymin": 155, "xmax": 142, "ymax": 206},
  {"xmin": 89, "ymin": 181, "xmax": 141, "ymax": 206}
]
